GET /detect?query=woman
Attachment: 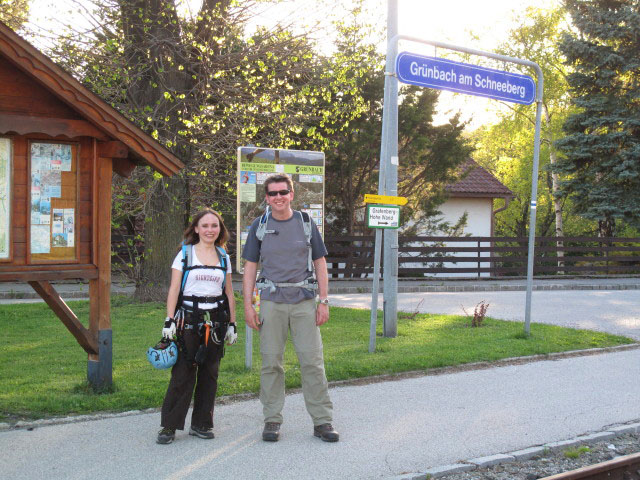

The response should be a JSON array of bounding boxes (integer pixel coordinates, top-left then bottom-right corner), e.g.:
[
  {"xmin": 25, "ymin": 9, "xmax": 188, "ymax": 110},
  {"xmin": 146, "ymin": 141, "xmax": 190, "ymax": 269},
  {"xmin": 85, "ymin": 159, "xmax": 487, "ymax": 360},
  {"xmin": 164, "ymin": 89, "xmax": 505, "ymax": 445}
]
[{"xmin": 156, "ymin": 209, "xmax": 236, "ymax": 444}]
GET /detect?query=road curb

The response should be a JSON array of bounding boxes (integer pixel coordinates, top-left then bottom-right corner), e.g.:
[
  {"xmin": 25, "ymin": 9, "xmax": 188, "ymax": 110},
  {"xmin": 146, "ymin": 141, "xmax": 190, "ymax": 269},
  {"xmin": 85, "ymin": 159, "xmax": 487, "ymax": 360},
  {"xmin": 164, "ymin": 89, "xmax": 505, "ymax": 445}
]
[{"xmin": 397, "ymin": 422, "xmax": 640, "ymax": 479}]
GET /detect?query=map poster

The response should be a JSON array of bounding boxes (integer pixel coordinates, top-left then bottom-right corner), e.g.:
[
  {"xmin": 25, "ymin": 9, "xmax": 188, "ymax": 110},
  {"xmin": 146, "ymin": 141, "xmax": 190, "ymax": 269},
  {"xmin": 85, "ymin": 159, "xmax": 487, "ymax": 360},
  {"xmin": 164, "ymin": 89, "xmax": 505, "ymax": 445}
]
[
  {"xmin": 0, "ymin": 138, "xmax": 10, "ymax": 259},
  {"xmin": 30, "ymin": 142, "xmax": 74, "ymax": 258},
  {"xmin": 236, "ymin": 147, "xmax": 325, "ymax": 273}
]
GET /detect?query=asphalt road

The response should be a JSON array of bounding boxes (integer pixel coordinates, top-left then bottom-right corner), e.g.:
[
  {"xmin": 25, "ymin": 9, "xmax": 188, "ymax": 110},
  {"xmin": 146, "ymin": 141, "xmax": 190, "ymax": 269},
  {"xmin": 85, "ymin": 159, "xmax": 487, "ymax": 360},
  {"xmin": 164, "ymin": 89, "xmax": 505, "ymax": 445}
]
[
  {"xmin": 332, "ymin": 289, "xmax": 640, "ymax": 340},
  {"xmin": 1, "ymin": 348, "xmax": 639, "ymax": 480}
]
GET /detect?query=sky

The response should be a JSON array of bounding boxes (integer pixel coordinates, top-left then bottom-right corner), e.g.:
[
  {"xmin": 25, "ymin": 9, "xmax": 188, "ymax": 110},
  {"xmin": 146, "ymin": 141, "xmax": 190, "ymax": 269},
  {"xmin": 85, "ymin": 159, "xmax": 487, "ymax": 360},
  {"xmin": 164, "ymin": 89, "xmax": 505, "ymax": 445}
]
[{"xmin": 26, "ymin": 0, "xmax": 561, "ymax": 129}]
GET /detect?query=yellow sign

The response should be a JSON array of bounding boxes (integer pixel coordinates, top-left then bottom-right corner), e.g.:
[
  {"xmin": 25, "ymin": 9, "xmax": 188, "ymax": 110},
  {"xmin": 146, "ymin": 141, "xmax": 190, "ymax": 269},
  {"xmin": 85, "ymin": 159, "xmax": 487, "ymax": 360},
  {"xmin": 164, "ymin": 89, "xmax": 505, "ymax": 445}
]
[{"xmin": 363, "ymin": 194, "xmax": 408, "ymax": 206}]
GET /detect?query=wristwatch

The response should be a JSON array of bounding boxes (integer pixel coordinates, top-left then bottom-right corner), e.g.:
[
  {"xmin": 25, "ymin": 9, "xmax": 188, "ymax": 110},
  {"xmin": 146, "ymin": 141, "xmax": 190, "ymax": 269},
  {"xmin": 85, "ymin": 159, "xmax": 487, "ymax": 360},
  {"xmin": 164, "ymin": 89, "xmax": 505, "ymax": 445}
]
[{"xmin": 317, "ymin": 298, "xmax": 330, "ymax": 305}]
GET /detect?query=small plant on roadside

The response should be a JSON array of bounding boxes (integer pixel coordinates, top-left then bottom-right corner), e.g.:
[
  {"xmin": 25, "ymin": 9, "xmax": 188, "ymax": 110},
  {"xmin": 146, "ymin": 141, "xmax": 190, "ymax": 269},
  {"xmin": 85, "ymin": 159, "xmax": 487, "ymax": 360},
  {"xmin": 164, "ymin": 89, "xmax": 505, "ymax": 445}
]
[
  {"xmin": 462, "ymin": 300, "xmax": 490, "ymax": 327},
  {"xmin": 564, "ymin": 446, "xmax": 590, "ymax": 459},
  {"xmin": 399, "ymin": 298, "xmax": 424, "ymax": 320}
]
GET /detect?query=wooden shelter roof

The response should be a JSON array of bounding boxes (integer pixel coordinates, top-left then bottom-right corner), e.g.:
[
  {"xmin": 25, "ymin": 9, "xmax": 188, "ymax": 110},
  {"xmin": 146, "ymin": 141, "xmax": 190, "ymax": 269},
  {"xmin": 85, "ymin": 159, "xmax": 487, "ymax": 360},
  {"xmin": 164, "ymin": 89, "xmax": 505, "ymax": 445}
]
[{"xmin": 0, "ymin": 21, "xmax": 183, "ymax": 176}]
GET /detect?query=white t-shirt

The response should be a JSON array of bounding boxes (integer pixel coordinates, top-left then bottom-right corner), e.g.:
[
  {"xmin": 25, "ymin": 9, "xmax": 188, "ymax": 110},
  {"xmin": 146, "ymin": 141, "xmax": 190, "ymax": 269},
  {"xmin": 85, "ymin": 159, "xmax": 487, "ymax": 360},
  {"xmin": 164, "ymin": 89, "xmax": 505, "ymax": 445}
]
[{"xmin": 172, "ymin": 246, "xmax": 232, "ymax": 310}]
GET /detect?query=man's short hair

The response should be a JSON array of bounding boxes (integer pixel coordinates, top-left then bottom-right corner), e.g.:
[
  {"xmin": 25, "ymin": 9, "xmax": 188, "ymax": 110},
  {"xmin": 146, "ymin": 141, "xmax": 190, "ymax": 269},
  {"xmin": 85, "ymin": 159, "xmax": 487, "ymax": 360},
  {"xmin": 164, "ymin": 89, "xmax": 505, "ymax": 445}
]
[{"xmin": 264, "ymin": 174, "xmax": 294, "ymax": 194}]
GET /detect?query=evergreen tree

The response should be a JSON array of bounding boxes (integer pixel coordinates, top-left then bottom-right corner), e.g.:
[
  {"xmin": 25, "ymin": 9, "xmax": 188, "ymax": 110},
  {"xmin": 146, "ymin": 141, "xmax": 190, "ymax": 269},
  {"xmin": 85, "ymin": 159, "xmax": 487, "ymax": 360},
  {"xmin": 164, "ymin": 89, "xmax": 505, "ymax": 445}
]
[{"xmin": 555, "ymin": 0, "xmax": 640, "ymax": 236}]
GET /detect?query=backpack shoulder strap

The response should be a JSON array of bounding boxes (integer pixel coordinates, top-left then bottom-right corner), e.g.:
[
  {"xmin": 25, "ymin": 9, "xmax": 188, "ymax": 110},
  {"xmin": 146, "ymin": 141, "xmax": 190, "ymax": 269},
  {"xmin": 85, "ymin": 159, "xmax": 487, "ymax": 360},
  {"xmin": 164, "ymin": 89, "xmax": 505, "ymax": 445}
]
[
  {"xmin": 216, "ymin": 245, "xmax": 228, "ymax": 291},
  {"xmin": 297, "ymin": 210, "xmax": 314, "ymax": 273},
  {"xmin": 255, "ymin": 208, "xmax": 270, "ymax": 242},
  {"xmin": 176, "ymin": 243, "xmax": 192, "ymax": 308},
  {"xmin": 299, "ymin": 210, "xmax": 312, "ymax": 242}
]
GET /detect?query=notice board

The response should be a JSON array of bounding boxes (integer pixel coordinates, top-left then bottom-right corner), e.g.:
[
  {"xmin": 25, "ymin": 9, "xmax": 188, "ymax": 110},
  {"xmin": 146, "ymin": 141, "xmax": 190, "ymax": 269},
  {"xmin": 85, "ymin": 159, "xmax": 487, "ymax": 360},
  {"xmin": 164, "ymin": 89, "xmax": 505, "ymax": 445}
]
[{"xmin": 28, "ymin": 141, "xmax": 78, "ymax": 263}]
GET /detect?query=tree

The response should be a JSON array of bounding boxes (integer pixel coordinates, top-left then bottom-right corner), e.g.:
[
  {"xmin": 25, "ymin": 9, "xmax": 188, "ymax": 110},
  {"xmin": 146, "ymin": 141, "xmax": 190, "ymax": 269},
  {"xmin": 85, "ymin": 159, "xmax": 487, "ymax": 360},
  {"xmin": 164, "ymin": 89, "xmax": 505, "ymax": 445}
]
[
  {"xmin": 472, "ymin": 6, "xmax": 577, "ymax": 265},
  {"xmin": 555, "ymin": 0, "xmax": 640, "ymax": 237},
  {"xmin": 48, "ymin": 0, "xmax": 338, "ymax": 299},
  {"xmin": 0, "ymin": 0, "xmax": 29, "ymax": 30},
  {"xmin": 320, "ymin": 6, "xmax": 472, "ymax": 234}
]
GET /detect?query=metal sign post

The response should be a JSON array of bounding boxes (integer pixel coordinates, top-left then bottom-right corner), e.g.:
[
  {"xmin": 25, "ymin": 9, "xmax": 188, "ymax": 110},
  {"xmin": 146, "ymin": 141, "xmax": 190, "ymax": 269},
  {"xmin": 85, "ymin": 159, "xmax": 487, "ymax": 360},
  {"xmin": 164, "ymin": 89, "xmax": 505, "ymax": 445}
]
[
  {"xmin": 376, "ymin": 31, "xmax": 543, "ymax": 337},
  {"xmin": 365, "ymin": 194, "xmax": 406, "ymax": 352}
]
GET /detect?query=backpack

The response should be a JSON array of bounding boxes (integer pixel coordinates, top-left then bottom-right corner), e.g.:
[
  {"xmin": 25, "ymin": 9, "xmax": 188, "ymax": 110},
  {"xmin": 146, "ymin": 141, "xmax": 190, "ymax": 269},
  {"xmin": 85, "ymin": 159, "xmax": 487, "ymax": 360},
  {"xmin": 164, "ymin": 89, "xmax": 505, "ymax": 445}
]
[{"xmin": 177, "ymin": 243, "xmax": 228, "ymax": 308}]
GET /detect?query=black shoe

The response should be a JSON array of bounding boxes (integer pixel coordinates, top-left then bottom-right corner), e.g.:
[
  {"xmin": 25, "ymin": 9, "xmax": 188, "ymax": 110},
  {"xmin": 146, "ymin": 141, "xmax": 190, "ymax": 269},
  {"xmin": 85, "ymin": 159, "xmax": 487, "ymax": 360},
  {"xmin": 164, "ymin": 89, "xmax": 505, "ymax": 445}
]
[
  {"xmin": 156, "ymin": 427, "xmax": 175, "ymax": 444},
  {"xmin": 313, "ymin": 423, "xmax": 339, "ymax": 442},
  {"xmin": 262, "ymin": 422, "xmax": 281, "ymax": 442},
  {"xmin": 189, "ymin": 425, "xmax": 214, "ymax": 439}
]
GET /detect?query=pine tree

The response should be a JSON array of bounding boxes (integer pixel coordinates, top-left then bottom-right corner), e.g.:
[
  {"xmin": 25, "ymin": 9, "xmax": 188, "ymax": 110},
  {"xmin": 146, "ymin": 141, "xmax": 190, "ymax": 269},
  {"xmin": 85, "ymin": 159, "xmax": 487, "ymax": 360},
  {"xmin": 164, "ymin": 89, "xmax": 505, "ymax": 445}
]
[{"xmin": 555, "ymin": 0, "xmax": 640, "ymax": 236}]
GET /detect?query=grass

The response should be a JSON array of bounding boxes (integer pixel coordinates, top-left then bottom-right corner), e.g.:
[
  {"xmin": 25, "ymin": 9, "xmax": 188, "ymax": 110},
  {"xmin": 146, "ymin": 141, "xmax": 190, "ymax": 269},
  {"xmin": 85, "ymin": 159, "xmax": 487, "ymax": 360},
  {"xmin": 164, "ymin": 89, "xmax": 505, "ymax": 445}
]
[
  {"xmin": 0, "ymin": 296, "xmax": 634, "ymax": 419},
  {"xmin": 564, "ymin": 446, "xmax": 591, "ymax": 459}
]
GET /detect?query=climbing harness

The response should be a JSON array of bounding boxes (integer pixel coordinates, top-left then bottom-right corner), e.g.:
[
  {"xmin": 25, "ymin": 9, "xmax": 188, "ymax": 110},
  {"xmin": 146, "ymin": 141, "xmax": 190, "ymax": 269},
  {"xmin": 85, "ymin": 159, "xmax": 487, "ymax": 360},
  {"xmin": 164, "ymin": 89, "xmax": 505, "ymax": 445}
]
[{"xmin": 175, "ymin": 243, "xmax": 231, "ymax": 364}]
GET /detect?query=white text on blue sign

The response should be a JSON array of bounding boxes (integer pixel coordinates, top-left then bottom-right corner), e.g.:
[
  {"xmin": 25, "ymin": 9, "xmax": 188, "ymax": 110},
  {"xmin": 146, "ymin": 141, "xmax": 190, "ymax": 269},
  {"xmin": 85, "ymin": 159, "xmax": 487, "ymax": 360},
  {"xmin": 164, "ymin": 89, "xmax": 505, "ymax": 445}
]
[{"xmin": 396, "ymin": 52, "xmax": 536, "ymax": 105}]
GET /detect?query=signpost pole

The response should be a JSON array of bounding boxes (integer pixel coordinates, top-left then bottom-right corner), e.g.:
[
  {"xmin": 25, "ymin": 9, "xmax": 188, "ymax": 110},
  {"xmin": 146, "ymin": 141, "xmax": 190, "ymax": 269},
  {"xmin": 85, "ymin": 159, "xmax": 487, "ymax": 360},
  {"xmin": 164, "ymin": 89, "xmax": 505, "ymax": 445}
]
[
  {"xmin": 369, "ymin": 227, "xmax": 382, "ymax": 352},
  {"xmin": 524, "ymin": 82, "xmax": 545, "ymax": 336},
  {"xmin": 382, "ymin": 0, "xmax": 399, "ymax": 338},
  {"xmin": 245, "ymin": 320, "xmax": 252, "ymax": 370},
  {"xmin": 385, "ymin": 34, "xmax": 543, "ymax": 337}
]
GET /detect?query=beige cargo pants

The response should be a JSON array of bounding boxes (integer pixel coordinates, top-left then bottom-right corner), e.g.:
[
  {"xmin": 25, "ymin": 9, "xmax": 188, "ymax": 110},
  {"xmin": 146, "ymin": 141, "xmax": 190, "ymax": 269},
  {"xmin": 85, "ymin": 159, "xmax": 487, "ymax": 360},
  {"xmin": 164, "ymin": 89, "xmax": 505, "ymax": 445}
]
[{"xmin": 259, "ymin": 299, "xmax": 333, "ymax": 426}]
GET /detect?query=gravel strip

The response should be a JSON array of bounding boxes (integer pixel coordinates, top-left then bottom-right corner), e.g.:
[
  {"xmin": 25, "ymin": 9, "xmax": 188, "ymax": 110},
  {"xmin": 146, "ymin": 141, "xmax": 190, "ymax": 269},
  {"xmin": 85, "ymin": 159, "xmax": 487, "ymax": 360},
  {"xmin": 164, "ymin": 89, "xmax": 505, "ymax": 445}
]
[{"xmin": 424, "ymin": 429, "xmax": 640, "ymax": 479}]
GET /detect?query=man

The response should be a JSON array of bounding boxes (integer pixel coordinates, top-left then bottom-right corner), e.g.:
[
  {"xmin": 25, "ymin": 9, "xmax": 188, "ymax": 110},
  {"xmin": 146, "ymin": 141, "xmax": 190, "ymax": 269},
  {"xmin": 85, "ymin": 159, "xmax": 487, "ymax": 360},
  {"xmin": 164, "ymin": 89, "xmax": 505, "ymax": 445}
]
[{"xmin": 242, "ymin": 173, "xmax": 338, "ymax": 443}]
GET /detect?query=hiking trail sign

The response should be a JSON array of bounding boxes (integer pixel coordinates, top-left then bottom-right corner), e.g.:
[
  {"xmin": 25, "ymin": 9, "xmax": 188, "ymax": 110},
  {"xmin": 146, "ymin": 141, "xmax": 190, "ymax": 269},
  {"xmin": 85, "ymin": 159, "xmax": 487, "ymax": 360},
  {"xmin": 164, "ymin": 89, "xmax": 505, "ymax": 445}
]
[{"xmin": 367, "ymin": 204, "xmax": 400, "ymax": 229}]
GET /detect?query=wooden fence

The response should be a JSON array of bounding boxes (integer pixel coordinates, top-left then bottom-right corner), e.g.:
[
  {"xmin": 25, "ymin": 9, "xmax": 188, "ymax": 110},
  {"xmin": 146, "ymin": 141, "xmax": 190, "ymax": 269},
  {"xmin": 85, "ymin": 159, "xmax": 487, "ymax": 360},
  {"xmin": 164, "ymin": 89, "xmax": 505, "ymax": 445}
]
[{"xmin": 324, "ymin": 236, "xmax": 640, "ymax": 278}]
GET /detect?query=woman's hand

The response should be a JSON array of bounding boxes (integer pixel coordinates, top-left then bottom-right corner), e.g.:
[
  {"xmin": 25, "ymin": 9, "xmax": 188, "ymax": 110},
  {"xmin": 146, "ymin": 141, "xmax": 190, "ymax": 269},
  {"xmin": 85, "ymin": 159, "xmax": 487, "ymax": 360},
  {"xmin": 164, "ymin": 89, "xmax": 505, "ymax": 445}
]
[
  {"xmin": 162, "ymin": 317, "xmax": 176, "ymax": 339},
  {"xmin": 225, "ymin": 323, "xmax": 238, "ymax": 344}
]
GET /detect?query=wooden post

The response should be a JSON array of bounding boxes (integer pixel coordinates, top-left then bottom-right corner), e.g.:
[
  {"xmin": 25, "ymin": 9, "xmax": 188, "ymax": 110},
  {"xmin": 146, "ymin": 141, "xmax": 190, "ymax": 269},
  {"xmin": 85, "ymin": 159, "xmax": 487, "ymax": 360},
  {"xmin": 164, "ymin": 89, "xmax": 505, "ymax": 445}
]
[{"xmin": 88, "ymin": 156, "xmax": 113, "ymax": 389}]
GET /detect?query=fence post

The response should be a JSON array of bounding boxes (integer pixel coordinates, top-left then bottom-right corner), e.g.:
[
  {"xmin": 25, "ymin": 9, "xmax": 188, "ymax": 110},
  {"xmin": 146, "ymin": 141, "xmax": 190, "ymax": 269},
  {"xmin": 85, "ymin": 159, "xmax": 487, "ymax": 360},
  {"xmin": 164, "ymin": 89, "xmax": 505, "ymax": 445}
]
[{"xmin": 477, "ymin": 239, "xmax": 481, "ymax": 278}]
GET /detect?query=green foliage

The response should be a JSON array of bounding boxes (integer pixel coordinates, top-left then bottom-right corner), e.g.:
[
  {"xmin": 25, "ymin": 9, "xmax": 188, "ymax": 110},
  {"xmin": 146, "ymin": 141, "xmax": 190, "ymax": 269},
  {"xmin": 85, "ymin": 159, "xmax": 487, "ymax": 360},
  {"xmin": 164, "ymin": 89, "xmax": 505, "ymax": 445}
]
[
  {"xmin": 0, "ymin": 301, "xmax": 631, "ymax": 418},
  {"xmin": 0, "ymin": 0, "xmax": 29, "ymax": 30},
  {"xmin": 556, "ymin": 0, "xmax": 640, "ymax": 236},
  {"xmin": 472, "ymin": 6, "xmax": 577, "ymax": 238},
  {"xmin": 47, "ymin": 1, "xmax": 356, "ymax": 292},
  {"xmin": 319, "ymin": 4, "xmax": 472, "ymax": 234}
]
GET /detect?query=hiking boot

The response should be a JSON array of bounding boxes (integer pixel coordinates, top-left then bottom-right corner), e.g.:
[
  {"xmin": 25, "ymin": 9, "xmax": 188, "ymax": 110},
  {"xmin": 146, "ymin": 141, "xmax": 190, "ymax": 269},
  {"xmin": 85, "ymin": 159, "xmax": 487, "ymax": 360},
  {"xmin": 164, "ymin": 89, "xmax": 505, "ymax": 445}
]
[
  {"xmin": 262, "ymin": 422, "xmax": 281, "ymax": 442},
  {"xmin": 189, "ymin": 425, "xmax": 214, "ymax": 439},
  {"xmin": 156, "ymin": 427, "xmax": 175, "ymax": 444},
  {"xmin": 313, "ymin": 423, "xmax": 339, "ymax": 442}
]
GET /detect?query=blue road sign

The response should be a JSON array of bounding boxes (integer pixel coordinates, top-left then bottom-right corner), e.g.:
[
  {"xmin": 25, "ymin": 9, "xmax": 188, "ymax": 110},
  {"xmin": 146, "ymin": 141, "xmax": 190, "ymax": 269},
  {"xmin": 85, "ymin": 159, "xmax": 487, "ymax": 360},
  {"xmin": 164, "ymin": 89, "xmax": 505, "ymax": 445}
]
[{"xmin": 396, "ymin": 52, "xmax": 536, "ymax": 105}]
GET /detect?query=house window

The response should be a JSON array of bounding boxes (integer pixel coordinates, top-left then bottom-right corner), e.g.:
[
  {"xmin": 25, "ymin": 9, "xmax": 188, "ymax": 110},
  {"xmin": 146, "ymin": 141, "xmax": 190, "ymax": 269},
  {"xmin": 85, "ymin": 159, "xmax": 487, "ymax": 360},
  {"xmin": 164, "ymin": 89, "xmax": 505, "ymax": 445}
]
[
  {"xmin": 0, "ymin": 137, "xmax": 10, "ymax": 260},
  {"xmin": 29, "ymin": 141, "xmax": 78, "ymax": 262}
]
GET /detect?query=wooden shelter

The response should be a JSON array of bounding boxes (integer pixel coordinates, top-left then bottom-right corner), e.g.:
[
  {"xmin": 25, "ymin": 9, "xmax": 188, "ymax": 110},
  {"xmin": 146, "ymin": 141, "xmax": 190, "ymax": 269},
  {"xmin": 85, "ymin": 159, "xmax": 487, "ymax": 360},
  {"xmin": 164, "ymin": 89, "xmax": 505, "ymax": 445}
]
[{"xmin": 0, "ymin": 22, "xmax": 183, "ymax": 388}]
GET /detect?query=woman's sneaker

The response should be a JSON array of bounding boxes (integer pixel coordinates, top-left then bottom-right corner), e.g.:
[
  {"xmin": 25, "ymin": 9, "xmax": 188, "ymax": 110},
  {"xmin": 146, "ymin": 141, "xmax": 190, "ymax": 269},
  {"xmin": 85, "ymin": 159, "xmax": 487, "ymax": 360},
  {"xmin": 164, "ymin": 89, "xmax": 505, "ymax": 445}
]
[
  {"xmin": 189, "ymin": 425, "xmax": 215, "ymax": 439},
  {"xmin": 156, "ymin": 427, "xmax": 175, "ymax": 444}
]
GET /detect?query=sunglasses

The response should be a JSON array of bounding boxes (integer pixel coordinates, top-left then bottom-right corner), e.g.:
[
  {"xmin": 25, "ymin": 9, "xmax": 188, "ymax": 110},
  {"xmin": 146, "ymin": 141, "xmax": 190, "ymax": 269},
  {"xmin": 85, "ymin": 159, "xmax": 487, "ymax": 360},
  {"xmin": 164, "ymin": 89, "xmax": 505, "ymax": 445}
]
[{"xmin": 266, "ymin": 189, "xmax": 291, "ymax": 197}]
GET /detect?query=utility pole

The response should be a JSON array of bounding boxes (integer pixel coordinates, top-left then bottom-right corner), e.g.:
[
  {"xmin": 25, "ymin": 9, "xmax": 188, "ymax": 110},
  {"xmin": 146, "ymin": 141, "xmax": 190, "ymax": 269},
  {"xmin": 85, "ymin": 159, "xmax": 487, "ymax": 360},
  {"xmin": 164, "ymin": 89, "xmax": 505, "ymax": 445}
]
[{"xmin": 381, "ymin": 0, "xmax": 399, "ymax": 337}]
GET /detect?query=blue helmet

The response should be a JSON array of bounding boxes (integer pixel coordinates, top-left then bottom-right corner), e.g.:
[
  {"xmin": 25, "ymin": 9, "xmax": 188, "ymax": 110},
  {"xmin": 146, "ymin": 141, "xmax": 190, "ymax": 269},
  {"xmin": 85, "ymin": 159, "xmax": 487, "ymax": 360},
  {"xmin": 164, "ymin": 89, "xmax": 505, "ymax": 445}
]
[{"xmin": 147, "ymin": 339, "xmax": 178, "ymax": 369}]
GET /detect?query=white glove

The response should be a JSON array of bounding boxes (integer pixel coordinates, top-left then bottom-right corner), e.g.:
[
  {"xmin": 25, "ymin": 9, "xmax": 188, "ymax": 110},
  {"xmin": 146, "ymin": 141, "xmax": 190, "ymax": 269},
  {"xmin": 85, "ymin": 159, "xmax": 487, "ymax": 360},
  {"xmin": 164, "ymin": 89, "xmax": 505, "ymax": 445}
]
[
  {"xmin": 225, "ymin": 323, "xmax": 237, "ymax": 345},
  {"xmin": 162, "ymin": 317, "xmax": 176, "ymax": 339}
]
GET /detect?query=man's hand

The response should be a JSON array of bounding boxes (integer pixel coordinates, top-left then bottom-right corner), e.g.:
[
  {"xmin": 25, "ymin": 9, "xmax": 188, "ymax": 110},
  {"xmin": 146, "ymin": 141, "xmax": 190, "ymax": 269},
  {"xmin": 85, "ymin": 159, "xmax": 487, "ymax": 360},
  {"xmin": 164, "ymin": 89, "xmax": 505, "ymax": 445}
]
[
  {"xmin": 244, "ymin": 305, "xmax": 261, "ymax": 331},
  {"xmin": 316, "ymin": 303, "xmax": 329, "ymax": 326}
]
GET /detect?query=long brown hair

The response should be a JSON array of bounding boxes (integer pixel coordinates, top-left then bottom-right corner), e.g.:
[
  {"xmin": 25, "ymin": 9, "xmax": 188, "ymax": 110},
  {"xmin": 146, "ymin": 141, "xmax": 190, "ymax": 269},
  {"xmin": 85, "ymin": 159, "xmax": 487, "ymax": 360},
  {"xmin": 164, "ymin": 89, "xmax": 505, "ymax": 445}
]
[{"xmin": 183, "ymin": 209, "xmax": 230, "ymax": 248}]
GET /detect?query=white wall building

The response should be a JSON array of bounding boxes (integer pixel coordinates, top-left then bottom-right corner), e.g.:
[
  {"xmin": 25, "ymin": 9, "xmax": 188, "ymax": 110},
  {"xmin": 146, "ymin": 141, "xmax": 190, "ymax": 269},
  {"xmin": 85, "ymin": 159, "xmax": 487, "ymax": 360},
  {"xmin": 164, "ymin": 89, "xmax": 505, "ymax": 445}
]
[{"xmin": 410, "ymin": 159, "xmax": 514, "ymax": 277}]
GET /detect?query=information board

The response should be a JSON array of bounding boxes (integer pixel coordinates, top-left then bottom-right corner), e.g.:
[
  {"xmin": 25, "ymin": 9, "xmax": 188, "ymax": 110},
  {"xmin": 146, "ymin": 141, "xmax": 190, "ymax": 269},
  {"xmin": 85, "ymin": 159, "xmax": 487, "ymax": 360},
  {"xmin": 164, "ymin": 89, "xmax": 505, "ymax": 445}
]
[
  {"xmin": 29, "ymin": 141, "xmax": 77, "ymax": 262},
  {"xmin": 236, "ymin": 147, "xmax": 325, "ymax": 272}
]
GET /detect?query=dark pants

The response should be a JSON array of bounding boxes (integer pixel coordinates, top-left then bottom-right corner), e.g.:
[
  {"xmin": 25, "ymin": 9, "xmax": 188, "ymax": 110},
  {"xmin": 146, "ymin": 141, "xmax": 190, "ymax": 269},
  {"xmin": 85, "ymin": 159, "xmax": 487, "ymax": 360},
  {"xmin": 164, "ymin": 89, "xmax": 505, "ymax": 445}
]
[{"xmin": 160, "ymin": 328, "xmax": 223, "ymax": 430}]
